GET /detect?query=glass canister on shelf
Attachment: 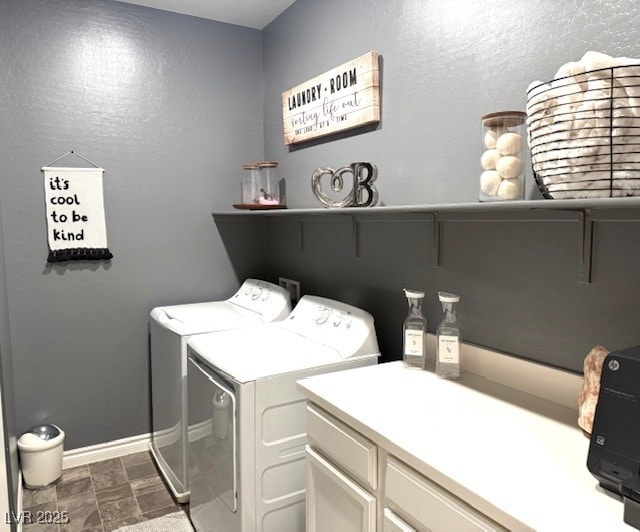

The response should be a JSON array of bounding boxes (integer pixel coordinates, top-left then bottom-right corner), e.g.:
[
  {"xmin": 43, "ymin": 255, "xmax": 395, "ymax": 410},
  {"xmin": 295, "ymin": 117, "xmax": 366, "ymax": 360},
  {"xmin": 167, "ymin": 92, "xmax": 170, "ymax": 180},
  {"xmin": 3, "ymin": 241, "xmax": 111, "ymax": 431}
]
[
  {"xmin": 480, "ymin": 111, "xmax": 527, "ymax": 201},
  {"xmin": 241, "ymin": 163, "xmax": 260, "ymax": 205},
  {"xmin": 257, "ymin": 162, "xmax": 281, "ymax": 206}
]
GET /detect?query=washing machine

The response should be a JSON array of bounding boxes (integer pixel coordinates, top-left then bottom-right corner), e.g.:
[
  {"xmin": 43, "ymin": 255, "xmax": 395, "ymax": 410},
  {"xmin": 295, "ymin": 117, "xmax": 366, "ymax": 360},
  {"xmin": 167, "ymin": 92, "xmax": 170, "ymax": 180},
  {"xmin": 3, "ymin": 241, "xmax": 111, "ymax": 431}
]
[
  {"xmin": 186, "ymin": 295, "xmax": 380, "ymax": 532},
  {"xmin": 149, "ymin": 279, "xmax": 291, "ymax": 503}
]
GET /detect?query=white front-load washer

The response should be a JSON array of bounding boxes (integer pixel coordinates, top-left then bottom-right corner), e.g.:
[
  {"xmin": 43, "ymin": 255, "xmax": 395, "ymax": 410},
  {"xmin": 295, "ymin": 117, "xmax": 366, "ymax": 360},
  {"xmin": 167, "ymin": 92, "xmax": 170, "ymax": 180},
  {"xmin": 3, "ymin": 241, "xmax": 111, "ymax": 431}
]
[
  {"xmin": 149, "ymin": 279, "xmax": 291, "ymax": 503},
  {"xmin": 186, "ymin": 295, "xmax": 380, "ymax": 532}
]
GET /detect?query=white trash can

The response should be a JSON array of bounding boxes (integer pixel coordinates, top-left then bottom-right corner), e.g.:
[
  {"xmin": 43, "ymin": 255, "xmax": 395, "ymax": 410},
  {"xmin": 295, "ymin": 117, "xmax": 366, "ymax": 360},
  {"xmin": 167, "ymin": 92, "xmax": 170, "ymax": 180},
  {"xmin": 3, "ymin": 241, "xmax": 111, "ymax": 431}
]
[{"xmin": 18, "ymin": 424, "xmax": 65, "ymax": 489}]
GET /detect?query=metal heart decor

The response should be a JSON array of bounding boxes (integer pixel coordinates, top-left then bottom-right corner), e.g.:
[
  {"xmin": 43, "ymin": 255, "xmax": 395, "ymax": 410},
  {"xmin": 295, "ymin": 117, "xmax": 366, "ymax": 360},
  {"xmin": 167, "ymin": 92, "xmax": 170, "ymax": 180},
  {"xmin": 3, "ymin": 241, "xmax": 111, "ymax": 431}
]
[{"xmin": 311, "ymin": 162, "xmax": 379, "ymax": 208}]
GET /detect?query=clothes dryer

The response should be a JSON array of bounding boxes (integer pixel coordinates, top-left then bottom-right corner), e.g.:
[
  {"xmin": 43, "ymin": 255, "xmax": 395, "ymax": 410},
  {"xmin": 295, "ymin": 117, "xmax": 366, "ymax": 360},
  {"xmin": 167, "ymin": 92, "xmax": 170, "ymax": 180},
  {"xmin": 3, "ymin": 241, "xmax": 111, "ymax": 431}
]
[
  {"xmin": 186, "ymin": 295, "xmax": 379, "ymax": 532},
  {"xmin": 150, "ymin": 279, "xmax": 291, "ymax": 502}
]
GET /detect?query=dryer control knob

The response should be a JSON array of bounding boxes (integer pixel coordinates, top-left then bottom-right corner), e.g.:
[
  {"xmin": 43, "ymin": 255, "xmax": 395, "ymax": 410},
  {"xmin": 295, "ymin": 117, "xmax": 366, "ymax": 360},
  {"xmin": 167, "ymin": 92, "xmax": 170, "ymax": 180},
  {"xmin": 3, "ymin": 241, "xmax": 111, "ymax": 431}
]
[
  {"xmin": 251, "ymin": 287, "xmax": 262, "ymax": 300},
  {"xmin": 314, "ymin": 307, "xmax": 330, "ymax": 325}
]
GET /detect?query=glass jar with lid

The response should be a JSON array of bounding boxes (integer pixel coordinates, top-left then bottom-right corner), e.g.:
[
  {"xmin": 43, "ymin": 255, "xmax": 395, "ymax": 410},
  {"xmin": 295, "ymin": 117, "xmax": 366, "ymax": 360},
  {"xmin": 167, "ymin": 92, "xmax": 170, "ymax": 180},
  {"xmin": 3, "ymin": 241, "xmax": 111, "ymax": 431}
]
[
  {"xmin": 257, "ymin": 162, "xmax": 281, "ymax": 206},
  {"xmin": 480, "ymin": 111, "xmax": 527, "ymax": 201},
  {"xmin": 241, "ymin": 163, "xmax": 260, "ymax": 205}
]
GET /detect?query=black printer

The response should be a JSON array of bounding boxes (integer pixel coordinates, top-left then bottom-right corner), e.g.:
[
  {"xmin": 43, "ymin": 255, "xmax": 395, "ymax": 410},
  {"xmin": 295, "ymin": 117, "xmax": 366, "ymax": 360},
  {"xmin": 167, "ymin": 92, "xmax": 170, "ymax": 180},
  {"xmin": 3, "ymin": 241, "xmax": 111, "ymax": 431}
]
[{"xmin": 587, "ymin": 345, "xmax": 640, "ymax": 529}]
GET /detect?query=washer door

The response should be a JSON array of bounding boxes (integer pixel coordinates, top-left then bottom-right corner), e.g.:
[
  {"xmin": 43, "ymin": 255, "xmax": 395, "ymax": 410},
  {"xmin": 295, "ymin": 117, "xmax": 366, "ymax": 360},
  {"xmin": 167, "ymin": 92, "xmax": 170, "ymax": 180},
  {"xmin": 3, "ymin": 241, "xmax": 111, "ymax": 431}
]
[
  {"xmin": 188, "ymin": 355, "xmax": 238, "ymax": 514},
  {"xmin": 150, "ymin": 317, "xmax": 188, "ymax": 499}
]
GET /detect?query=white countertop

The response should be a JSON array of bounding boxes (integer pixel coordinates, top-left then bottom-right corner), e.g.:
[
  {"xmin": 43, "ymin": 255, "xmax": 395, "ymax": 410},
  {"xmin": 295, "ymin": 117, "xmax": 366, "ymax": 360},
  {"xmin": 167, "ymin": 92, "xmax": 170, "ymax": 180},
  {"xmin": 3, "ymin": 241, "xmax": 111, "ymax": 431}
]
[{"xmin": 297, "ymin": 361, "xmax": 632, "ymax": 531}]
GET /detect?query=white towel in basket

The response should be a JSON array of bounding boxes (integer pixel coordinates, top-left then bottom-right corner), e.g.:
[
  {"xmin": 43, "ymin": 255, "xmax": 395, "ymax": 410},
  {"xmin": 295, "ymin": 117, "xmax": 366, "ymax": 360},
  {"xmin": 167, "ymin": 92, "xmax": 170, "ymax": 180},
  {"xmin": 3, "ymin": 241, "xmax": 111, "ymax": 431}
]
[{"xmin": 527, "ymin": 51, "xmax": 640, "ymax": 198}]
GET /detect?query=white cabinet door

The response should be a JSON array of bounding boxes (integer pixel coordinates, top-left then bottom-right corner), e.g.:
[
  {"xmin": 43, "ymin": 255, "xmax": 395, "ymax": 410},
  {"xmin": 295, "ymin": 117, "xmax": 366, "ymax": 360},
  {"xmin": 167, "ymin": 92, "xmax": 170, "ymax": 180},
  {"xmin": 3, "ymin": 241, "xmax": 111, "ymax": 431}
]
[
  {"xmin": 383, "ymin": 508, "xmax": 416, "ymax": 532},
  {"xmin": 306, "ymin": 446, "xmax": 376, "ymax": 532}
]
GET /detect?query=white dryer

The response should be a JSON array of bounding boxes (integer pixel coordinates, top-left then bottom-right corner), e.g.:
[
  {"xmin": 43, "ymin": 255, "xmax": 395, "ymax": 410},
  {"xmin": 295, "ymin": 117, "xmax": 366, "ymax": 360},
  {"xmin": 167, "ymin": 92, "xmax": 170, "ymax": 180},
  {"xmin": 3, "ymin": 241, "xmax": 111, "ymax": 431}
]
[
  {"xmin": 149, "ymin": 279, "xmax": 291, "ymax": 503},
  {"xmin": 186, "ymin": 295, "xmax": 380, "ymax": 532}
]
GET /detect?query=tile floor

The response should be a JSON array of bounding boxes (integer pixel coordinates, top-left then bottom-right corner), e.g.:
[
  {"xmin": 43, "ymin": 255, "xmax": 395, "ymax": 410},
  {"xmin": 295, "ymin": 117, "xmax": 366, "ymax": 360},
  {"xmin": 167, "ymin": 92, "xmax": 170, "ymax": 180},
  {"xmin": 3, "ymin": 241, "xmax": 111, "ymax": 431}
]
[{"xmin": 21, "ymin": 451, "xmax": 189, "ymax": 531}]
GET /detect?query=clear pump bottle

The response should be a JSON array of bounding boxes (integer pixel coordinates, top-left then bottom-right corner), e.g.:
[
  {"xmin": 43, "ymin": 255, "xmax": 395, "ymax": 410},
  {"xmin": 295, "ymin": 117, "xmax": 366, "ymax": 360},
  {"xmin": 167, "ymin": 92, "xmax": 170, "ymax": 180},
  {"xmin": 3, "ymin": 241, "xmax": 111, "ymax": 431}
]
[
  {"xmin": 403, "ymin": 289, "xmax": 427, "ymax": 370},
  {"xmin": 436, "ymin": 292, "xmax": 461, "ymax": 379}
]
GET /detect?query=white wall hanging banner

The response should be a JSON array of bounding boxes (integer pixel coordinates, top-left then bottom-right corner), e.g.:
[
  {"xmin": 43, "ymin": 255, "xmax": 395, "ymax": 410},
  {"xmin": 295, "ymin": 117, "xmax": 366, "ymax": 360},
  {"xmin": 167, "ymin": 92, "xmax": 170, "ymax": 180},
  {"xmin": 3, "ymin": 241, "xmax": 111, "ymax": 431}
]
[{"xmin": 42, "ymin": 152, "xmax": 113, "ymax": 263}]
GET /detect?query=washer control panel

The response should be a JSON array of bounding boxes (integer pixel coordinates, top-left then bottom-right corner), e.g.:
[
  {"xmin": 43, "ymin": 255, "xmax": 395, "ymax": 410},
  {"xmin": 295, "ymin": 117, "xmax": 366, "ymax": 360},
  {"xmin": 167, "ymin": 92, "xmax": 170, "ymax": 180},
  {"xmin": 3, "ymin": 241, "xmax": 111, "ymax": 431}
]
[
  {"xmin": 231, "ymin": 279, "xmax": 292, "ymax": 321},
  {"xmin": 311, "ymin": 305, "xmax": 353, "ymax": 330},
  {"xmin": 283, "ymin": 295, "xmax": 379, "ymax": 359}
]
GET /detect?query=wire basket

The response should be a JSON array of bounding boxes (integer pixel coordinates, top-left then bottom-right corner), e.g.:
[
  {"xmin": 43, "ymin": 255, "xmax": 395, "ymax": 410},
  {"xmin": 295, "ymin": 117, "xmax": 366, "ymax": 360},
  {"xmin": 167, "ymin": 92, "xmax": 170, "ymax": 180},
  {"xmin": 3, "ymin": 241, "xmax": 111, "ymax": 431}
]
[{"xmin": 527, "ymin": 65, "xmax": 640, "ymax": 199}]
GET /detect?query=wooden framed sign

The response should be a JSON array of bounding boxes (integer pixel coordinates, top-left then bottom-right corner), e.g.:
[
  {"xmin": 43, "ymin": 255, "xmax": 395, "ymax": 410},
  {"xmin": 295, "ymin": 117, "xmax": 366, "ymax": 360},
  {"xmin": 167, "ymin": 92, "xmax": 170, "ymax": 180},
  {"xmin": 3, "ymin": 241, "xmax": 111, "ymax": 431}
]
[{"xmin": 282, "ymin": 51, "xmax": 380, "ymax": 145}]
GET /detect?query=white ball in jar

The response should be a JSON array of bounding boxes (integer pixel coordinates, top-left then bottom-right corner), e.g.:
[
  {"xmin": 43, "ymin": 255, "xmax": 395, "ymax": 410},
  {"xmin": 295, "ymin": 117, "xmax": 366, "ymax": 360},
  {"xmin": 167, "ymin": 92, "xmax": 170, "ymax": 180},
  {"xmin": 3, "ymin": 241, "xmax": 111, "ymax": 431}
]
[
  {"xmin": 497, "ymin": 177, "xmax": 524, "ymax": 200},
  {"xmin": 496, "ymin": 132, "xmax": 523, "ymax": 155},
  {"xmin": 496, "ymin": 155, "xmax": 523, "ymax": 179},
  {"xmin": 481, "ymin": 149, "xmax": 501, "ymax": 170},
  {"xmin": 480, "ymin": 171, "xmax": 502, "ymax": 196},
  {"xmin": 484, "ymin": 128, "xmax": 504, "ymax": 149}
]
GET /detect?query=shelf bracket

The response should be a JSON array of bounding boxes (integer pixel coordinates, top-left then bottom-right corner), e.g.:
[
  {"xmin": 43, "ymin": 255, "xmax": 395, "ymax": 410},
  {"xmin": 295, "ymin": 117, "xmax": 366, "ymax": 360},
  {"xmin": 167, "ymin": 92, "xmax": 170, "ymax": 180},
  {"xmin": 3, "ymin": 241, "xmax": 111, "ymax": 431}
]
[
  {"xmin": 352, "ymin": 215, "xmax": 360, "ymax": 258},
  {"xmin": 578, "ymin": 209, "xmax": 593, "ymax": 284},
  {"xmin": 297, "ymin": 215, "xmax": 304, "ymax": 252},
  {"xmin": 432, "ymin": 212, "xmax": 441, "ymax": 268}
]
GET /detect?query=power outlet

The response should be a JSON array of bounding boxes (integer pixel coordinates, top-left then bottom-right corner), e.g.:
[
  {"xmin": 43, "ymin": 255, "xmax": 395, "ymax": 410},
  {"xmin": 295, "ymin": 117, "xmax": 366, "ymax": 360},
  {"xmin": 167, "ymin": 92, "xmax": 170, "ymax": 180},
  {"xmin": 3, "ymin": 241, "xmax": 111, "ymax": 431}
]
[{"xmin": 279, "ymin": 277, "xmax": 301, "ymax": 304}]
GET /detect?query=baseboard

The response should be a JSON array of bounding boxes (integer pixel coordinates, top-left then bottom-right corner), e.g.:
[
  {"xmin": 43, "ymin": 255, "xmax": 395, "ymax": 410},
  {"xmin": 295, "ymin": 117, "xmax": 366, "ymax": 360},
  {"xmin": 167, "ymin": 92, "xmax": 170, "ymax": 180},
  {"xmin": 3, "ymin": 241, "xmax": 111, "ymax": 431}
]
[{"xmin": 62, "ymin": 433, "xmax": 151, "ymax": 469}]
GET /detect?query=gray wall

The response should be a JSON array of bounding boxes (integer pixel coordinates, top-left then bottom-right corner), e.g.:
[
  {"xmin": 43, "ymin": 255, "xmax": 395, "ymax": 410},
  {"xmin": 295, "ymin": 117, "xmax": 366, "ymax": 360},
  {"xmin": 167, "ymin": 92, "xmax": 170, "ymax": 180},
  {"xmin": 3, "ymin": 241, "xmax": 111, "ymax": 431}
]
[
  {"xmin": 258, "ymin": 212, "xmax": 640, "ymax": 372},
  {"xmin": 260, "ymin": 0, "xmax": 640, "ymax": 372},
  {"xmin": 0, "ymin": 193, "xmax": 18, "ymax": 524},
  {"xmin": 263, "ymin": 0, "xmax": 640, "ymax": 206},
  {"xmin": 0, "ymin": 0, "xmax": 264, "ymax": 449},
  {"xmin": 2, "ymin": 0, "xmax": 640, "ymax": 453}
]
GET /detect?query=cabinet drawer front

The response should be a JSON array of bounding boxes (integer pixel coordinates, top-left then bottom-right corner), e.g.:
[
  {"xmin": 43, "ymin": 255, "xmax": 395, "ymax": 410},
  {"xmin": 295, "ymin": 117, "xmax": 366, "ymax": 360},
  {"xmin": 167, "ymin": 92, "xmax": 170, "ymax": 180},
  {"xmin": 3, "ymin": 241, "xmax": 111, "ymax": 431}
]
[
  {"xmin": 383, "ymin": 508, "xmax": 416, "ymax": 532},
  {"xmin": 384, "ymin": 456, "xmax": 504, "ymax": 532},
  {"xmin": 307, "ymin": 404, "xmax": 377, "ymax": 489},
  {"xmin": 306, "ymin": 446, "xmax": 376, "ymax": 532}
]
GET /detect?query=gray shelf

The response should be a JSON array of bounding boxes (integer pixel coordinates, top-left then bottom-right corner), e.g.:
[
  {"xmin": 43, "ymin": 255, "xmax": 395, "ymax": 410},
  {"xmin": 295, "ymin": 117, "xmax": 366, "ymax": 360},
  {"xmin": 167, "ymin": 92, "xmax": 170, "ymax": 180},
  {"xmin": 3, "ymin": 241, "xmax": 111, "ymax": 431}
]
[
  {"xmin": 212, "ymin": 197, "xmax": 640, "ymax": 285},
  {"xmin": 212, "ymin": 196, "xmax": 640, "ymax": 218}
]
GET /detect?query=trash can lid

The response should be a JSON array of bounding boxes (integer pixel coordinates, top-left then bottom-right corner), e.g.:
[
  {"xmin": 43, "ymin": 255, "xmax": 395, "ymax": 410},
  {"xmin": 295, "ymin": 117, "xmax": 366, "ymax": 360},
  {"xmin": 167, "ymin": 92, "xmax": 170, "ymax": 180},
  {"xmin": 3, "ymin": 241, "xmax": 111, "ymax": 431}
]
[{"xmin": 25, "ymin": 424, "xmax": 61, "ymax": 441}]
